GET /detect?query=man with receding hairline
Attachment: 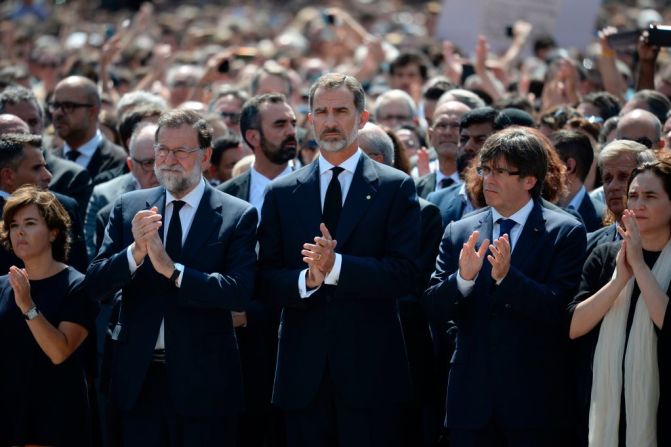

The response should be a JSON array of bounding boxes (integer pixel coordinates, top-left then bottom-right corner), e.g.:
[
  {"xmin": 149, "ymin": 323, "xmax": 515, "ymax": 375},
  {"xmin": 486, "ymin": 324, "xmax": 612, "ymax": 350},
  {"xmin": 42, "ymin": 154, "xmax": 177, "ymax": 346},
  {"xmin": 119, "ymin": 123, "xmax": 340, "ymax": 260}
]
[{"xmin": 50, "ymin": 76, "xmax": 126, "ymax": 185}]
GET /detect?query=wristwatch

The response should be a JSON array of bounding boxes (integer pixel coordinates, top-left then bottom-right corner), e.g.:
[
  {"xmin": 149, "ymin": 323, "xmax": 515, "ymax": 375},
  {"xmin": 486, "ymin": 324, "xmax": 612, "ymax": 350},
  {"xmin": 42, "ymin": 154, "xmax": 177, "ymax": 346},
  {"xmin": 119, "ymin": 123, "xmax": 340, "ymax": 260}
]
[
  {"xmin": 169, "ymin": 267, "xmax": 181, "ymax": 287},
  {"xmin": 24, "ymin": 306, "xmax": 39, "ymax": 321}
]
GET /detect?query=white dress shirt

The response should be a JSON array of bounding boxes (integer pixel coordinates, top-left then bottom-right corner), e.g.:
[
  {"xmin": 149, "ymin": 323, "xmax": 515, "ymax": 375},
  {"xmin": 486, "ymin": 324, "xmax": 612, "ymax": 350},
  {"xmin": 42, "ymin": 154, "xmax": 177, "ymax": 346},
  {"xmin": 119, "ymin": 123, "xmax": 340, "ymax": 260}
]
[
  {"xmin": 456, "ymin": 198, "xmax": 534, "ymax": 296},
  {"xmin": 126, "ymin": 178, "xmax": 206, "ymax": 349},
  {"xmin": 63, "ymin": 130, "xmax": 102, "ymax": 168},
  {"xmin": 297, "ymin": 150, "xmax": 362, "ymax": 298},
  {"xmin": 435, "ymin": 169, "xmax": 461, "ymax": 191},
  {"xmin": 249, "ymin": 164, "xmax": 293, "ymax": 220}
]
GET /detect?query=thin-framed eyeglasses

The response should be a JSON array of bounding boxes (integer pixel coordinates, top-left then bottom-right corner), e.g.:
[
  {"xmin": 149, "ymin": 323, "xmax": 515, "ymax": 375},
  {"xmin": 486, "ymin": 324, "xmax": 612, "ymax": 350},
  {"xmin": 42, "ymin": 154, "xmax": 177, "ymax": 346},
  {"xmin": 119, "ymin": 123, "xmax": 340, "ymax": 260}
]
[
  {"xmin": 476, "ymin": 165, "xmax": 521, "ymax": 177},
  {"xmin": 154, "ymin": 144, "xmax": 202, "ymax": 160},
  {"xmin": 47, "ymin": 101, "xmax": 95, "ymax": 114},
  {"xmin": 132, "ymin": 157, "xmax": 155, "ymax": 172}
]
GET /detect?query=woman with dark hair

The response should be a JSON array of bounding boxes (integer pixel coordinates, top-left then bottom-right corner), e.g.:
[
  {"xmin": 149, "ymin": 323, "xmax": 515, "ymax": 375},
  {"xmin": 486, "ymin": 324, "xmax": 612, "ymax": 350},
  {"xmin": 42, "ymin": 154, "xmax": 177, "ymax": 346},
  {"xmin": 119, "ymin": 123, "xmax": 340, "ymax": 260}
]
[
  {"xmin": 0, "ymin": 185, "xmax": 96, "ymax": 446},
  {"xmin": 570, "ymin": 155, "xmax": 671, "ymax": 446}
]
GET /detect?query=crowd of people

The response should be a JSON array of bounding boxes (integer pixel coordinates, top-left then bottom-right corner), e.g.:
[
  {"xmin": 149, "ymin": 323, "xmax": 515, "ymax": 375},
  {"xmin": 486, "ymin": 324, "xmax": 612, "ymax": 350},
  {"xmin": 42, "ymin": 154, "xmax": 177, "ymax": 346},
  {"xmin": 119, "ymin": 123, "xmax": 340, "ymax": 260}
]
[{"xmin": 1, "ymin": 0, "xmax": 671, "ymax": 446}]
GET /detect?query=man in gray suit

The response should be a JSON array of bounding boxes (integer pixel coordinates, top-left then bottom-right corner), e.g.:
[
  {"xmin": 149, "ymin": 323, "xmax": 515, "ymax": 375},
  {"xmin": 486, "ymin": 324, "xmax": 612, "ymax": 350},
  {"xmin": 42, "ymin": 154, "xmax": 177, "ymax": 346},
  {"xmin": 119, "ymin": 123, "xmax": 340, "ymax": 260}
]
[{"xmin": 85, "ymin": 123, "xmax": 159, "ymax": 259}]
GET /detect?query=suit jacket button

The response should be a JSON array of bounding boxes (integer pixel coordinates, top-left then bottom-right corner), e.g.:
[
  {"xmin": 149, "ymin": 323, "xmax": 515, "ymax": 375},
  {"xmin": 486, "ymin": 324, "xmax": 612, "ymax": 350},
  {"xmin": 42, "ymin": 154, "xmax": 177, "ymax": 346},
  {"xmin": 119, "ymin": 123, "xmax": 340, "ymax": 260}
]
[{"xmin": 504, "ymin": 303, "xmax": 511, "ymax": 309}]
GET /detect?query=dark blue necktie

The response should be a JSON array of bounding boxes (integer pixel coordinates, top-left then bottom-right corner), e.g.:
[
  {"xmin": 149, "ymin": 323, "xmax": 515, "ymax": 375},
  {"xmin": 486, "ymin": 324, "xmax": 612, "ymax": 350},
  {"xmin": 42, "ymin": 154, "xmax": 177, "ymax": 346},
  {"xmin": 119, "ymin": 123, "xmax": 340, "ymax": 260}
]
[
  {"xmin": 439, "ymin": 177, "xmax": 455, "ymax": 189},
  {"xmin": 497, "ymin": 218, "xmax": 516, "ymax": 246},
  {"xmin": 322, "ymin": 167, "xmax": 344, "ymax": 234}
]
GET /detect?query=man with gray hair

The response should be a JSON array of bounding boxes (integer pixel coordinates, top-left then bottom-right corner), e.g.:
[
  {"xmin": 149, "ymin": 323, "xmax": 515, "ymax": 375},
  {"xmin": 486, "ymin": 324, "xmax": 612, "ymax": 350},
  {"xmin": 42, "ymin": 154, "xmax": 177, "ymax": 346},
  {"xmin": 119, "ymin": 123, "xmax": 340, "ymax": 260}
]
[
  {"xmin": 373, "ymin": 89, "xmax": 418, "ymax": 129},
  {"xmin": 87, "ymin": 109, "xmax": 257, "ymax": 445}
]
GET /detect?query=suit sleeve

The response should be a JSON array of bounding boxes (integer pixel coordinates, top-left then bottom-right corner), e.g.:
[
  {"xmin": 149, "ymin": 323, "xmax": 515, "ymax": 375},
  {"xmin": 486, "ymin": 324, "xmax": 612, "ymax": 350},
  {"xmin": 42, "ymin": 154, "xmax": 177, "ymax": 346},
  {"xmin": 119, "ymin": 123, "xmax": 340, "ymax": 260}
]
[
  {"xmin": 176, "ymin": 205, "xmax": 258, "ymax": 311},
  {"xmin": 66, "ymin": 199, "xmax": 89, "ymax": 274},
  {"xmin": 493, "ymin": 221, "xmax": 587, "ymax": 326},
  {"xmin": 257, "ymin": 185, "xmax": 306, "ymax": 307},
  {"xmin": 85, "ymin": 197, "xmax": 136, "ymax": 300},
  {"xmin": 335, "ymin": 176, "xmax": 421, "ymax": 300},
  {"xmin": 84, "ymin": 190, "xmax": 103, "ymax": 260},
  {"xmin": 422, "ymin": 223, "xmax": 468, "ymax": 321}
]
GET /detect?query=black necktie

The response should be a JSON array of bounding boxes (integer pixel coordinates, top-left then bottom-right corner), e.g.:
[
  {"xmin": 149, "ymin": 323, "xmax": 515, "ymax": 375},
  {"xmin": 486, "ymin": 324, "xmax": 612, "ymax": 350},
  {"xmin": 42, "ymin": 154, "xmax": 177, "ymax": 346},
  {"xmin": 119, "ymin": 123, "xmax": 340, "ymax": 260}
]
[
  {"xmin": 166, "ymin": 200, "xmax": 185, "ymax": 262},
  {"xmin": 322, "ymin": 167, "xmax": 344, "ymax": 234},
  {"xmin": 497, "ymin": 218, "xmax": 516, "ymax": 246},
  {"xmin": 65, "ymin": 150, "xmax": 80, "ymax": 162},
  {"xmin": 439, "ymin": 177, "xmax": 455, "ymax": 189}
]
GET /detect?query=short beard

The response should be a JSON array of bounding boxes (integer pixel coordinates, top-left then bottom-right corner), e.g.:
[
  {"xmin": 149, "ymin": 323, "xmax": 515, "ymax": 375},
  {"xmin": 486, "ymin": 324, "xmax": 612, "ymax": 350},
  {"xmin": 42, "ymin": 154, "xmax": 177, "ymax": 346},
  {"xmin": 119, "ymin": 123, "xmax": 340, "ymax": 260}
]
[
  {"xmin": 155, "ymin": 163, "xmax": 202, "ymax": 196},
  {"xmin": 260, "ymin": 134, "xmax": 297, "ymax": 165},
  {"xmin": 315, "ymin": 121, "xmax": 359, "ymax": 153}
]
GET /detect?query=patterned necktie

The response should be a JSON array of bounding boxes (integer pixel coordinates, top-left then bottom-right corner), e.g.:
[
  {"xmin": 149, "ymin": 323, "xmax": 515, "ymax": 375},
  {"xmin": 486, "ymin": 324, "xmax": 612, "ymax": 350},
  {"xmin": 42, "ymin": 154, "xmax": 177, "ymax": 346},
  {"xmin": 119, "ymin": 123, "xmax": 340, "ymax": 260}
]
[
  {"xmin": 166, "ymin": 200, "xmax": 185, "ymax": 261},
  {"xmin": 497, "ymin": 218, "xmax": 516, "ymax": 246},
  {"xmin": 322, "ymin": 167, "xmax": 344, "ymax": 234}
]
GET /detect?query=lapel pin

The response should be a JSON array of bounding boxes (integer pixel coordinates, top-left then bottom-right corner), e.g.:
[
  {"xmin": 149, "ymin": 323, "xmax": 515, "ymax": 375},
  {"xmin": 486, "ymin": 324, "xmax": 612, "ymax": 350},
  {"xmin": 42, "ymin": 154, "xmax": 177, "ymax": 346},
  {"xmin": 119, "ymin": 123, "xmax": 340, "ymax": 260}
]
[{"xmin": 366, "ymin": 195, "xmax": 371, "ymax": 200}]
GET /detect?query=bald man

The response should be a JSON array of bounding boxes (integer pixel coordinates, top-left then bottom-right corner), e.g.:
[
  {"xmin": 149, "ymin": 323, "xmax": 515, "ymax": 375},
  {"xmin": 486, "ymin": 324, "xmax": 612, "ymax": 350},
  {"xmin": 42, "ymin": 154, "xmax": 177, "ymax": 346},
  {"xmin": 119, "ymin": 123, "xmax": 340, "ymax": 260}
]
[
  {"xmin": 50, "ymin": 76, "xmax": 127, "ymax": 185},
  {"xmin": 0, "ymin": 113, "xmax": 30, "ymax": 134},
  {"xmin": 415, "ymin": 100, "xmax": 471, "ymax": 198},
  {"xmin": 616, "ymin": 109, "xmax": 664, "ymax": 149}
]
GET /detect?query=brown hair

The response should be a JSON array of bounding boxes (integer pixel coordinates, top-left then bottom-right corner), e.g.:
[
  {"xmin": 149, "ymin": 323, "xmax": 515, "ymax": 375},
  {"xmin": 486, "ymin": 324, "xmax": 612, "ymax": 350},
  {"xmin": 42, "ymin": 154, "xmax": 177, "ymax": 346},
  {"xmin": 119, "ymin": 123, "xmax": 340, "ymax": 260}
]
[{"xmin": 0, "ymin": 185, "xmax": 71, "ymax": 262}]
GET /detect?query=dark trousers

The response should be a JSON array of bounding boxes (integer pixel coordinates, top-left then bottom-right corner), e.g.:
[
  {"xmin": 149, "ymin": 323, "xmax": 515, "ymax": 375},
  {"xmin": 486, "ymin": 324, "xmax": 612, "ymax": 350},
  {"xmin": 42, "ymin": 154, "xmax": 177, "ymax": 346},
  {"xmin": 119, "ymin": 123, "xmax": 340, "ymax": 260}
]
[
  {"xmin": 450, "ymin": 418, "xmax": 565, "ymax": 447},
  {"xmin": 285, "ymin": 367, "xmax": 401, "ymax": 447},
  {"xmin": 121, "ymin": 363, "xmax": 236, "ymax": 447}
]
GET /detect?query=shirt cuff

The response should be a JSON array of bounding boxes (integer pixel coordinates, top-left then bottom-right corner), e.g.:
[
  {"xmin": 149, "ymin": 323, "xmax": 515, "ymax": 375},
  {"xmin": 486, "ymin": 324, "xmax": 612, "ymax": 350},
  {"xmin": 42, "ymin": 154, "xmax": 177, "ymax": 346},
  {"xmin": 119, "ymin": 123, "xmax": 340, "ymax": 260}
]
[
  {"xmin": 126, "ymin": 245, "xmax": 143, "ymax": 274},
  {"xmin": 298, "ymin": 268, "xmax": 321, "ymax": 298},
  {"xmin": 173, "ymin": 263, "xmax": 185, "ymax": 288},
  {"xmin": 324, "ymin": 253, "xmax": 342, "ymax": 285},
  {"xmin": 456, "ymin": 269, "xmax": 476, "ymax": 296}
]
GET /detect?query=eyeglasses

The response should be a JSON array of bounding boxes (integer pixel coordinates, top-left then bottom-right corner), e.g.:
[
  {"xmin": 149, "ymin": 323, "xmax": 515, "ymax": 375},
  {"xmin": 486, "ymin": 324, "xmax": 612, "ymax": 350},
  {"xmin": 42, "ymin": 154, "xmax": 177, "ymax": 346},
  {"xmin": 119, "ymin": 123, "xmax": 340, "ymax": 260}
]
[
  {"xmin": 131, "ymin": 157, "xmax": 155, "ymax": 172},
  {"xmin": 47, "ymin": 101, "xmax": 94, "ymax": 114},
  {"xmin": 476, "ymin": 165, "xmax": 521, "ymax": 177},
  {"xmin": 219, "ymin": 112, "xmax": 241, "ymax": 124},
  {"xmin": 154, "ymin": 144, "xmax": 202, "ymax": 160}
]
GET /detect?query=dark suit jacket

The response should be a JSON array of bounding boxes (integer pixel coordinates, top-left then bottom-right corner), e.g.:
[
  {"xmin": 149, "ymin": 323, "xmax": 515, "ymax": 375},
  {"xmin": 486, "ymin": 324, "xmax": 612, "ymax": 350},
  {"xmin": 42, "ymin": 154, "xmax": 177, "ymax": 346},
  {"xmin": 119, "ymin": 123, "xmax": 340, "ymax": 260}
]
[
  {"xmin": 257, "ymin": 155, "xmax": 420, "ymax": 410},
  {"xmin": 586, "ymin": 223, "xmax": 618, "ymax": 257},
  {"xmin": 217, "ymin": 170, "xmax": 251, "ymax": 201},
  {"xmin": 86, "ymin": 184, "xmax": 258, "ymax": 417},
  {"xmin": 0, "ymin": 191, "xmax": 87, "ymax": 274},
  {"xmin": 427, "ymin": 183, "xmax": 466, "ymax": 228},
  {"xmin": 53, "ymin": 137, "xmax": 127, "ymax": 186},
  {"xmin": 45, "ymin": 149, "xmax": 93, "ymax": 218},
  {"xmin": 414, "ymin": 171, "xmax": 436, "ymax": 199},
  {"xmin": 422, "ymin": 200, "xmax": 586, "ymax": 430},
  {"xmin": 575, "ymin": 192, "xmax": 602, "ymax": 233}
]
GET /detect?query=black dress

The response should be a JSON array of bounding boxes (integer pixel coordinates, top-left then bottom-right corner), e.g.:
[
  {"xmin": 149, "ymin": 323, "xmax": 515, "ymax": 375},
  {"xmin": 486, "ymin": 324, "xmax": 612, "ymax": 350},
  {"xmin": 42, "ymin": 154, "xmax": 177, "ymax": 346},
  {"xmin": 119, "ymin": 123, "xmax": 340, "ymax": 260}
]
[
  {"xmin": 0, "ymin": 266, "xmax": 97, "ymax": 446},
  {"xmin": 569, "ymin": 241, "xmax": 671, "ymax": 447}
]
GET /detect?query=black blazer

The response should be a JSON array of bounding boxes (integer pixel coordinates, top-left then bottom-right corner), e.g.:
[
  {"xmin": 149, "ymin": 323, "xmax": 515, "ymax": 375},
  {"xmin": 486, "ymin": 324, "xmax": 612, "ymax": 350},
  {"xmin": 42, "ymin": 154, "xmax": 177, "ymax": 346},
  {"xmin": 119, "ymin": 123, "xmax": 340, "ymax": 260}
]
[
  {"xmin": 414, "ymin": 171, "xmax": 436, "ymax": 199},
  {"xmin": 217, "ymin": 170, "xmax": 251, "ymax": 202},
  {"xmin": 423, "ymin": 200, "xmax": 587, "ymax": 430},
  {"xmin": 86, "ymin": 184, "xmax": 258, "ymax": 417},
  {"xmin": 45, "ymin": 150, "xmax": 93, "ymax": 218},
  {"xmin": 257, "ymin": 155, "xmax": 421, "ymax": 410},
  {"xmin": 576, "ymin": 192, "xmax": 603, "ymax": 233},
  {"xmin": 53, "ymin": 137, "xmax": 127, "ymax": 186}
]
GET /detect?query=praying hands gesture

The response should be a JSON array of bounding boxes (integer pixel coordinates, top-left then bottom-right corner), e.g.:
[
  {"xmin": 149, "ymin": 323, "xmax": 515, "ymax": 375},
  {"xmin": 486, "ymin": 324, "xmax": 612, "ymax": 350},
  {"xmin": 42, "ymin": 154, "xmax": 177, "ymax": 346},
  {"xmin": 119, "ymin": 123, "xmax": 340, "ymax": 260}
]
[{"xmin": 302, "ymin": 223, "xmax": 338, "ymax": 289}]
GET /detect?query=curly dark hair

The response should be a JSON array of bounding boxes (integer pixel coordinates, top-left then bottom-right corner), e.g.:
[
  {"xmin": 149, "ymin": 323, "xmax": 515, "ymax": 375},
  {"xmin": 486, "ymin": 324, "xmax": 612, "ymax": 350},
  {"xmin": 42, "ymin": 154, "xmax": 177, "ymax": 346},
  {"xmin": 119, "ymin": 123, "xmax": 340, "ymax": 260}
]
[{"xmin": 0, "ymin": 185, "xmax": 71, "ymax": 262}]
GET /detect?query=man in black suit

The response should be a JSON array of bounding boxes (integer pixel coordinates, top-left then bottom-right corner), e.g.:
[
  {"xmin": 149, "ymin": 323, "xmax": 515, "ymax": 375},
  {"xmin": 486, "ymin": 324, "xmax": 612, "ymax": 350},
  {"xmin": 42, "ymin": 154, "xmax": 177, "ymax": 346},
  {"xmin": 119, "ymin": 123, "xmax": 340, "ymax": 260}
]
[
  {"xmin": 0, "ymin": 85, "xmax": 93, "ymax": 213},
  {"xmin": 257, "ymin": 73, "xmax": 420, "ymax": 447},
  {"xmin": 86, "ymin": 109, "xmax": 257, "ymax": 446},
  {"xmin": 423, "ymin": 127, "xmax": 586, "ymax": 446},
  {"xmin": 49, "ymin": 76, "xmax": 127, "ymax": 186},
  {"xmin": 415, "ymin": 101, "xmax": 470, "ymax": 198},
  {"xmin": 551, "ymin": 130, "xmax": 603, "ymax": 233},
  {"xmin": 219, "ymin": 93, "xmax": 297, "ymax": 447}
]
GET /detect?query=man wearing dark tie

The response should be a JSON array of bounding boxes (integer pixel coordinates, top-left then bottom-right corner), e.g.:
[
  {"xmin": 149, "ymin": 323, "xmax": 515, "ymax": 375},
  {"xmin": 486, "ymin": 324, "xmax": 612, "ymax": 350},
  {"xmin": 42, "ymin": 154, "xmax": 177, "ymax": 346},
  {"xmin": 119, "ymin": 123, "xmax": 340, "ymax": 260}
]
[
  {"xmin": 86, "ymin": 109, "xmax": 257, "ymax": 446},
  {"xmin": 423, "ymin": 127, "xmax": 586, "ymax": 446},
  {"xmin": 257, "ymin": 73, "xmax": 421, "ymax": 447}
]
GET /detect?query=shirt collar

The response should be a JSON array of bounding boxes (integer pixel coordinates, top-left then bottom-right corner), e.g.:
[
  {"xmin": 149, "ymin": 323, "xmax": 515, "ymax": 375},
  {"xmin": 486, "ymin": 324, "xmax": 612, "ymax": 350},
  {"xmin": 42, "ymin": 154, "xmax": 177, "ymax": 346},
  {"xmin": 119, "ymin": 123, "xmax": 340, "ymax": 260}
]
[
  {"xmin": 436, "ymin": 169, "xmax": 461, "ymax": 186},
  {"xmin": 491, "ymin": 198, "xmax": 534, "ymax": 227},
  {"xmin": 567, "ymin": 185, "xmax": 587, "ymax": 211},
  {"xmin": 251, "ymin": 163, "xmax": 293, "ymax": 183},
  {"xmin": 318, "ymin": 149, "xmax": 362, "ymax": 175},
  {"xmin": 165, "ymin": 177, "xmax": 206, "ymax": 210},
  {"xmin": 64, "ymin": 129, "xmax": 102, "ymax": 157}
]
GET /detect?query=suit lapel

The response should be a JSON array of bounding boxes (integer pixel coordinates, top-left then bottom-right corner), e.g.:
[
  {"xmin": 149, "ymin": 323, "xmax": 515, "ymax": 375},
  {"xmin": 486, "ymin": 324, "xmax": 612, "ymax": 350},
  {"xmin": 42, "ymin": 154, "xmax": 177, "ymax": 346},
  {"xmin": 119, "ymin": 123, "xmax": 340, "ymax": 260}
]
[
  {"xmin": 510, "ymin": 200, "xmax": 545, "ymax": 272},
  {"xmin": 293, "ymin": 161, "xmax": 322, "ymax": 236},
  {"xmin": 239, "ymin": 170, "xmax": 252, "ymax": 202},
  {"xmin": 181, "ymin": 184, "xmax": 222, "ymax": 264},
  {"xmin": 86, "ymin": 139, "xmax": 105, "ymax": 176},
  {"xmin": 144, "ymin": 187, "xmax": 167, "ymax": 242},
  {"xmin": 335, "ymin": 156, "xmax": 378, "ymax": 246}
]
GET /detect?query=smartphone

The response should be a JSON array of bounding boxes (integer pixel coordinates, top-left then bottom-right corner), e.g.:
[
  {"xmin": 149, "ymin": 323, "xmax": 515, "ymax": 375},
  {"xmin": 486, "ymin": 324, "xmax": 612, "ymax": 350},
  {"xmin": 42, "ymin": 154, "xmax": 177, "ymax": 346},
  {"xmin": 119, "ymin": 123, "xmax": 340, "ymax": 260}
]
[
  {"xmin": 605, "ymin": 29, "xmax": 641, "ymax": 49},
  {"xmin": 505, "ymin": 25, "xmax": 514, "ymax": 38},
  {"xmin": 322, "ymin": 11, "xmax": 336, "ymax": 25},
  {"xmin": 218, "ymin": 59, "xmax": 230, "ymax": 73},
  {"xmin": 646, "ymin": 25, "xmax": 671, "ymax": 47}
]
